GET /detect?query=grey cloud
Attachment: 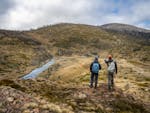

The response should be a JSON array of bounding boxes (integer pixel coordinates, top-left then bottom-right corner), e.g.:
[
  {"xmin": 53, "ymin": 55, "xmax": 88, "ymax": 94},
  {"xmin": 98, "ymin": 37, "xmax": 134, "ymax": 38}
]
[
  {"xmin": 0, "ymin": 0, "xmax": 15, "ymax": 14},
  {"xmin": 0, "ymin": 0, "xmax": 149, "ymax": 30}
]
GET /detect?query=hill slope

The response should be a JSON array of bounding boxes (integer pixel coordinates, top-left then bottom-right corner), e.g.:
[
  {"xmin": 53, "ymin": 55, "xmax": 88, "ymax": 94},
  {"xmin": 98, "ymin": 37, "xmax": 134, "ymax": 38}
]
[
  {"xmin": 0, "ymin": 23, "xmax": 150, "ymax": 113},
  {"xmin": 28, "ymin": 23, "xmax": 150, "ymax": 62},
  {"xmin": 0, "ymin": 30, "xmax": 52, "ymax": 79}
]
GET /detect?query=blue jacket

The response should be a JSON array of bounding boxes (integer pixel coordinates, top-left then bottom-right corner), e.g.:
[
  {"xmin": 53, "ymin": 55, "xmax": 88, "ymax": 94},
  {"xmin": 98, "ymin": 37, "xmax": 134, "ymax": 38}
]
[{"xmin": 90, "ymin": 60, "xmax": 101, "ymax": 73}]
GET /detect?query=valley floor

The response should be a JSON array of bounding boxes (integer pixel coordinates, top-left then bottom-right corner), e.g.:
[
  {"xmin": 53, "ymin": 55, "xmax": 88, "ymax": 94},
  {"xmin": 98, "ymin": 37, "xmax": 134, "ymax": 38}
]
[{"xmin": 0, "ymin": 55, "xmax": 150, "ymax": 113}]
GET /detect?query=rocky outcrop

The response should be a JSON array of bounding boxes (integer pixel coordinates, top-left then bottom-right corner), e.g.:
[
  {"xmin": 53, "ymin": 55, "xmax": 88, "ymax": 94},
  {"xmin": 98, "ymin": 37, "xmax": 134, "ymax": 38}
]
[{"xmin": 0, "ymin": 86, "xmax": 74, "ymax": 113}]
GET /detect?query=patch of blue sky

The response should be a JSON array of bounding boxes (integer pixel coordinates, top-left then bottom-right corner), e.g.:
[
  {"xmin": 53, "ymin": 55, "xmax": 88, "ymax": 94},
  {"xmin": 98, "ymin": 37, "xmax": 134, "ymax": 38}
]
[
  {"xmin": 135, "ymin": 20, "xmax": 150, "ymax": 29},
  {"xmin": 112, "ymin": 8, "xmax": 119, "ymax": 14}
]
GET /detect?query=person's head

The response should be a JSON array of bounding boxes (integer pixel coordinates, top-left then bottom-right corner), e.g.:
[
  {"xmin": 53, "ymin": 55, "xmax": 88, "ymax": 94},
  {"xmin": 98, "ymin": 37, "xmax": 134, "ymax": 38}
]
[
  {"xmin": 108, "ymin": 54, "xmax": 112, "ymax": 60},
  {"xmin": 94, "ymin": 56, "xmax": 98, "ymax": 61}
]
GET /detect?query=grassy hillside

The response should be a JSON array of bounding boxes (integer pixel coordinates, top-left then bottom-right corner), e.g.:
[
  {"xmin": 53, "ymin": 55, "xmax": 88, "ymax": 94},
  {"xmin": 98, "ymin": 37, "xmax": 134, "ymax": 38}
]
[
  {"xmin": 0, "ymin": 23, "xmax": 150, "ymax": 113},
  {"xmin": 0, "ymin": 30, "xmax": 52, "ymax": 79},
  {"xmin": 28, "ymin": 23, "xmax": 150, "ymax": 63}
]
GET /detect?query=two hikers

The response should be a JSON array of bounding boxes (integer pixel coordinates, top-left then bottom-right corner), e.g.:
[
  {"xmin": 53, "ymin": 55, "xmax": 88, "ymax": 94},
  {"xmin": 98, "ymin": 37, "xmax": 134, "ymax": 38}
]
[
  {"xmin": 90, "ymin": 55, "xmax": 117, "ymax": 90},
  {"xmin": 90, "ymin": 56, "xmax": 101, "ymax": 88}
]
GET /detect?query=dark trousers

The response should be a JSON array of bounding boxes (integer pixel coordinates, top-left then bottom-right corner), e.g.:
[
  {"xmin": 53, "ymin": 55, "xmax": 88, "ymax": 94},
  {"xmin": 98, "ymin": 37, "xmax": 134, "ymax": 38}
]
[
  {"xmin": 108, "ymin": 72, "xmax": 114, "ymax": 90},
  {"xmin": 90, "ymin": 72, "xmax": 99, "ymax": 88}
]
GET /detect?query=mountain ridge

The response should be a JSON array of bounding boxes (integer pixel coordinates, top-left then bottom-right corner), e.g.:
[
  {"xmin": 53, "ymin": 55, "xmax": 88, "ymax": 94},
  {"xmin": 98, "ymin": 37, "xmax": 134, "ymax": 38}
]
[
  {"xmin": 101, "ymin": 23, "xmax": 150, "ymax": 31},
  {"xmin": 100, "ymin": 23, "xmax": 150, "ymax": 39}
]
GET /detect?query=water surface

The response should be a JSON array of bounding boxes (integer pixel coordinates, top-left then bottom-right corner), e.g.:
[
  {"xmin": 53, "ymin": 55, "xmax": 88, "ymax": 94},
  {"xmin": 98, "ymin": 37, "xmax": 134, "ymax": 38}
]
[{"xmin": 22, "ymin": 59, "xmax": 55, "ymax": 79}]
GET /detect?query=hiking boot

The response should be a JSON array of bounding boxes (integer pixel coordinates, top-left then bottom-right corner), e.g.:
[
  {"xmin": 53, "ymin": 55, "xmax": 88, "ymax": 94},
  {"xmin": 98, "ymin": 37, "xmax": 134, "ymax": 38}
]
[
  {"xmin": 108, "ymin": 85, "xmax": 111, "ymax": 91},
  {"xmin": 89, "ymin": 84, "xmax": 93, "ymax": 88}
]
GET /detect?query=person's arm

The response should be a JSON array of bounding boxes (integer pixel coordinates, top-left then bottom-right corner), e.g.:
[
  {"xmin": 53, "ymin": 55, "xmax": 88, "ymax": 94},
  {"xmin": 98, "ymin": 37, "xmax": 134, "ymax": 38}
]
[
  {"xmin": 104, "ymin": 59, "xmax": 109, "ymax": 66},
  {"xmin": 99, "ymin": 63, "xmax": 101, "ymax": 70},
  {"xmin": 90, "ymin": 63, "xmax": 93, "ymax": 72},
  {"xmin": 115, "ymin": 61, "xmax": 118, "ymax": 74}
]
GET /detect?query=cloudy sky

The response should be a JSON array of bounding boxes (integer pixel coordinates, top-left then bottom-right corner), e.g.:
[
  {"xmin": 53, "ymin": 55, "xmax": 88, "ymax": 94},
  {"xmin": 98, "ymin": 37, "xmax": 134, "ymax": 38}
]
[{"xmin": 0, "ymin": 0, "xmax": 150, "ymax": 30}]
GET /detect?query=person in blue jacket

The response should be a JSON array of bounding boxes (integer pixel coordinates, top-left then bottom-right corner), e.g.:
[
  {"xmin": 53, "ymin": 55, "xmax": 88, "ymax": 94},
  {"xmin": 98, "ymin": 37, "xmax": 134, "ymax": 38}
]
[{"xmin": 90, "ymin": 56, "xmax": 102, "ymax": 88}]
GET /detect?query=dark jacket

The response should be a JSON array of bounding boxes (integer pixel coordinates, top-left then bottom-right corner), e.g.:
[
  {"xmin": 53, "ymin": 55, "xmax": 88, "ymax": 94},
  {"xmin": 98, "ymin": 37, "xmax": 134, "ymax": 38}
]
[
  {"xmin": 105, "ymin": 59, "xmax": 117, "ymax": 74},
  {"xmin": 90, "ymin": 60, "xmax": 101, "ymax": 73}
]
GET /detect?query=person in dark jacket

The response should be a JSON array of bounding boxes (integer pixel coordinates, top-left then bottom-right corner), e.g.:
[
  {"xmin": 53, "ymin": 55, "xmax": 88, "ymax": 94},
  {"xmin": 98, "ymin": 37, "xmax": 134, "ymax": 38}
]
[
  {"xmin": 90, "ymin": 56, "xmax": 102, "ymax": 88},
  {"xmin": 104, "ymin": 55, "xmax": 117, "ymax": 90}
]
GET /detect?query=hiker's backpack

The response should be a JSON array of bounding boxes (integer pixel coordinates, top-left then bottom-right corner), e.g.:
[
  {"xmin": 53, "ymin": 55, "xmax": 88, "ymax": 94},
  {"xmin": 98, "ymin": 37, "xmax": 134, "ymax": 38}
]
[
  {"xmin": 108, "ymin": 61, "xmax": 115, "ymax": 73},
  {"xmin": 92, "ymin": 63, "xmax": 99, "ymax": 73}
]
